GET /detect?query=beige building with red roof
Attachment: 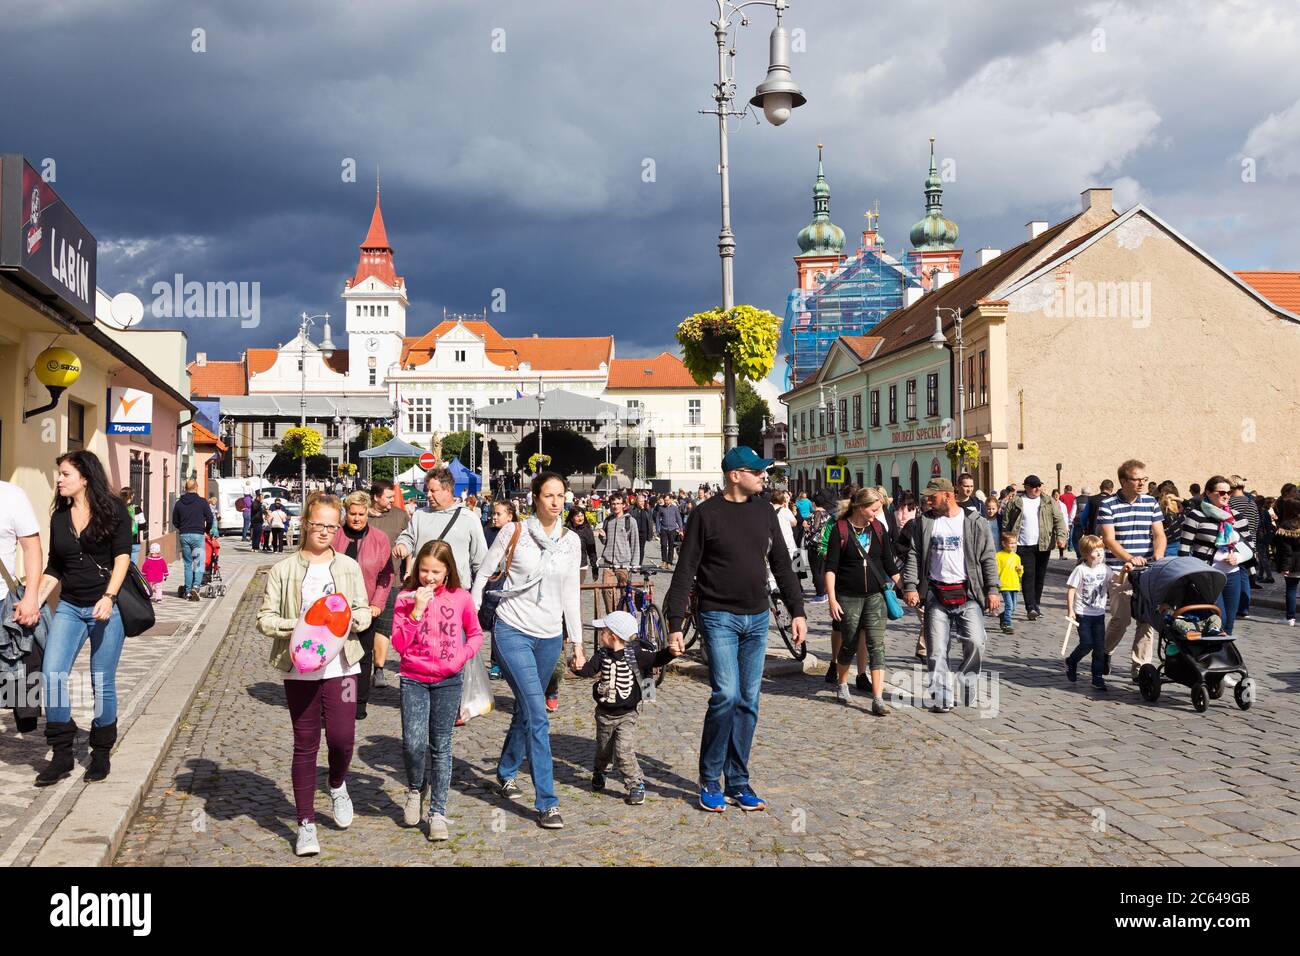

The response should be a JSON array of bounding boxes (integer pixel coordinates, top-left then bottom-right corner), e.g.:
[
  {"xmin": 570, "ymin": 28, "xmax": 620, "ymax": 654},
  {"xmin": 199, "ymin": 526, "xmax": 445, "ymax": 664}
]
[{"xmin": 604, "ymin": 352, "xmax": 723, "ymax": 488}]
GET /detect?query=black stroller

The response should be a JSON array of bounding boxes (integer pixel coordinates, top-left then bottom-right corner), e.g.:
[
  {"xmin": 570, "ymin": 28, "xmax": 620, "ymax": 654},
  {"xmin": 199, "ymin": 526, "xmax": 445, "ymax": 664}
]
[{"xmin": 1130, "ymin": 557, "xmax": 1254, "ymax": 712}]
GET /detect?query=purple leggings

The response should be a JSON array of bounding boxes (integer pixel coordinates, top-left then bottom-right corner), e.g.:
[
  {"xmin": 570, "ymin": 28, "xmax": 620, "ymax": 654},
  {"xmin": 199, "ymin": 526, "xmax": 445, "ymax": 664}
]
[{"xmin": 284, "ymin": 675, "xmax": 357, "ymax": 823}]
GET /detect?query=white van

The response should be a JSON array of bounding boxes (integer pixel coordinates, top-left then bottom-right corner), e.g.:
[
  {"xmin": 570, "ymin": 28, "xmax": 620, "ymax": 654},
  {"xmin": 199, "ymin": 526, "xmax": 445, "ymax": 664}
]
[{"xmin": 213, "ymin": 478, "xmax": 259, "ymax": 535}]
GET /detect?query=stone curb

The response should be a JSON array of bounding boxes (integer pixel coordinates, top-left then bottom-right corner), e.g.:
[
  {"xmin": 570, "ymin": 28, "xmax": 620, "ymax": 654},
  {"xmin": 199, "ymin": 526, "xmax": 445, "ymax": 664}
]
[{"xmin": 31, "ymin": 564, "xmax": 260, "ymax": 867}]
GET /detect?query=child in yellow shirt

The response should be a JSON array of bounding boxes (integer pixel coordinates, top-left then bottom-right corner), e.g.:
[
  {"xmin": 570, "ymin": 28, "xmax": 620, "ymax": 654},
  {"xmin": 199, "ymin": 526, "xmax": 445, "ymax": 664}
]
[{"xmin": 996, "ymin": 533, "xmax": 1023, "ymax": 634}]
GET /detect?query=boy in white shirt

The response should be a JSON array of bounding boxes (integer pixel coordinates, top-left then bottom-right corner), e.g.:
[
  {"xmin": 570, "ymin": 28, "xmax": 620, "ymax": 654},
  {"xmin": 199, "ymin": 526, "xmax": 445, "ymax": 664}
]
[{"xmin": 1065, "ymin": 534, "xmax": 1127, "ymax": 691}]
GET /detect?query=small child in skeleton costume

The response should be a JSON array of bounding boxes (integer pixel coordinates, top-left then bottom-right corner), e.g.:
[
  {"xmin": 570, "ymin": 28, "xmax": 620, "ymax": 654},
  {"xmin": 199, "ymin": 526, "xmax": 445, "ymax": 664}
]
[{"xmin": 572, "ymin": 610, "xmax": 677, "ymax": 805}]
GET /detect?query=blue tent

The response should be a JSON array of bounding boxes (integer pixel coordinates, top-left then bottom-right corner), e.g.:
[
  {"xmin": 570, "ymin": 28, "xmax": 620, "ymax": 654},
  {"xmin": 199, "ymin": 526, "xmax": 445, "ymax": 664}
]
[{"xmin": 448, "ymin": 457, "xmax": 481, "ymax": 498}]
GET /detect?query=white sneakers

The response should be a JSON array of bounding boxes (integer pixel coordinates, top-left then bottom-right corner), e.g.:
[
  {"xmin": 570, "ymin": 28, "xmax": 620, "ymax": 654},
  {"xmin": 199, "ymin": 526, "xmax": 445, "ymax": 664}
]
[
  {"xmin": 330, "ymin": 783, "xmax": 354, "ymax": 829},
  {"xmin": 295, "ymin": 820, "xmax": 319, "ymax": 856},
  {"xmin": 403, "ymin": 789, "xmax": 422, "ymax": 827},
  {"xmin": 425, "ymin": 812, "xmax": 450, "ymax": 842}
]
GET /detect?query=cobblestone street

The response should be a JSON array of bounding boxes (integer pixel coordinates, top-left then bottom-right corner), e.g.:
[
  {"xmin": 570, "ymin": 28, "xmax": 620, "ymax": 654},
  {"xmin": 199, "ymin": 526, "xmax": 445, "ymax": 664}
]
[{"xmin": 112, "ymin": 545, "xmax": 1300, "ymax": 867}]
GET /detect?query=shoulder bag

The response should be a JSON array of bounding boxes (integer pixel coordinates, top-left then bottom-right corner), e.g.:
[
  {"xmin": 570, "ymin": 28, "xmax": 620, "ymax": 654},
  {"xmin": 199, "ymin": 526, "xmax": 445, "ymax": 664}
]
[
  {"xmin": 478, "ymin": 522, "xmax": 522, "ymax": 632},
  {"xmin": 71, "ymin": 512, "xmax": 155, "ymax": 637},
  {"xmin": 854, "ymin": 522, "xmax": 906, "ymax": 621}
]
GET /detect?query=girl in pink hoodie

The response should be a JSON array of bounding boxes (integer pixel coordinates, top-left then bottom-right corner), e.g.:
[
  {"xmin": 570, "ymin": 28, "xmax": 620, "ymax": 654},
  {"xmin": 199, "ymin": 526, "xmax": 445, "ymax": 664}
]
[{"xmin": 391, "ymin": 540, "xmax": 483, "ymax": 841}]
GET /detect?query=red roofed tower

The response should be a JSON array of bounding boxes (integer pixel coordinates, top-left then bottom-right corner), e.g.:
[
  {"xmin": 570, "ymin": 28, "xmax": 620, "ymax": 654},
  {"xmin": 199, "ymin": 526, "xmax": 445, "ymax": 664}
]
[{"xmin": 343, "ymin": 176, "xmax": 409, "ymax": 394}]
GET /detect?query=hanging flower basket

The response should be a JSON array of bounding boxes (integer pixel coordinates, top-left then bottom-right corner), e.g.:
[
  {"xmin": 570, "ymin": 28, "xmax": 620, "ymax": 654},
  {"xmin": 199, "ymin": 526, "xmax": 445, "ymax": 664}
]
[
  {"xmin": 596, "ymin": 462, "xmax": 617, "ymax": 478},
  {"xmin": 676, "ymin": 304, "xmax": 781, "ymax": 386},
  {"xmin": 527, "ymin": 453, "xmax": 552, "ymax": 475},
  {"xmin": 944, "ymin": 438, "xmax": 980, "ymax": 471}
]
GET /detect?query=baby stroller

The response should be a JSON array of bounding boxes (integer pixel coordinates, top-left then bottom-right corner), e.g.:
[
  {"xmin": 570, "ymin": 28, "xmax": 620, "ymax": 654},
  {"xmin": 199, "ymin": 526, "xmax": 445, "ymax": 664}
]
[
  {"xmin": 200, "ymin": 534, "xmax": 226, "ymax": 598},
  {"xmin": 1130, "ymin": 557, "xmax": 1254, "ymax": 712}
]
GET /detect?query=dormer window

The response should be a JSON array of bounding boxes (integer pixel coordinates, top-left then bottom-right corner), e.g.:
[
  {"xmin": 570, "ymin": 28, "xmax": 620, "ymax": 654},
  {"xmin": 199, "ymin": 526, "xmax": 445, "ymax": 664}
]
[{"xmin": 455, "ymin": 349, "xmax": 467, "ymax": 363}]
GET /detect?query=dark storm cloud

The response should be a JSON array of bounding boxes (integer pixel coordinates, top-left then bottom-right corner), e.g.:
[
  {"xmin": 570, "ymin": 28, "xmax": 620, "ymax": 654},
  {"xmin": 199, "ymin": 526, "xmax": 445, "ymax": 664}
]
[{"xmin": 3, "ymin": 0, "xmax": 1297, "ymax": 365}]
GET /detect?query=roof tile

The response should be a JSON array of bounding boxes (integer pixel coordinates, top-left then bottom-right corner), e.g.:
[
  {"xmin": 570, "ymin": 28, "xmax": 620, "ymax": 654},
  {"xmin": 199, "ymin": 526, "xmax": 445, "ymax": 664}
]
[
  {"xmin": 1234, "ymin": 271, "xmax": 1300, "ymax": 313},
  {"xmin": 187, "ymin": 359, "xmax": 247, "ymax": 396},
  {"xmin": 607, "ymin": 352, "xmax": 720, "ymax": 389}
]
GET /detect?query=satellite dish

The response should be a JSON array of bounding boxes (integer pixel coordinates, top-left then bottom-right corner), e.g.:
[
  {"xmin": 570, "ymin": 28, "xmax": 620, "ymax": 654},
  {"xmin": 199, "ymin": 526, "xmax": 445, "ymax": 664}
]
[{"xmin": 108, "ymin": 292, "xmax": 145, "ymax": 329}]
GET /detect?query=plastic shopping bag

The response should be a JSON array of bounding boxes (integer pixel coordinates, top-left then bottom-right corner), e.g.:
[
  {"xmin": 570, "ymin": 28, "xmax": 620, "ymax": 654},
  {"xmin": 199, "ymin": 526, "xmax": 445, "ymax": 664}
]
[
  {"xmin": 458, "ymin": 652, "xmax": 494, "ymax": 722},
  {"xmin": 290, "ymin": 593, "xmax": 352, "ymax": 674}
]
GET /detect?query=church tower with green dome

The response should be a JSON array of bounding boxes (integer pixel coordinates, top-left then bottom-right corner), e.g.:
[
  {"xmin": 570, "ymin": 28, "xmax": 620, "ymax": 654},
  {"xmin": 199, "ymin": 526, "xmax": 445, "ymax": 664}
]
[
  {"xmin": 793, "ymin": 144, "xmax": 847, "ymax": 291},
  {"xmin": 909, "ymin": 137, "xmax": 963, "ymax": 290}
]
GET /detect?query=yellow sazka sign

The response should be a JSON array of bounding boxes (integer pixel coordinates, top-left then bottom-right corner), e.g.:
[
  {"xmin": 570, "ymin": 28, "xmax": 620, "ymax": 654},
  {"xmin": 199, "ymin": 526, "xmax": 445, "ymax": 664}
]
[{"xmin": 826, "ymin": 465, "xmax": 845, "ymax": 484}]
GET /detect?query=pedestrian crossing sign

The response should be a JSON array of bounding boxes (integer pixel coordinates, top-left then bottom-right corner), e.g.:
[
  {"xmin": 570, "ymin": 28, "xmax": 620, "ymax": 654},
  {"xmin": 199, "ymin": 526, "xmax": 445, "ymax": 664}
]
[{"xmin": 826, "ymin": 465, "xmax": 845, "ymax": 484}]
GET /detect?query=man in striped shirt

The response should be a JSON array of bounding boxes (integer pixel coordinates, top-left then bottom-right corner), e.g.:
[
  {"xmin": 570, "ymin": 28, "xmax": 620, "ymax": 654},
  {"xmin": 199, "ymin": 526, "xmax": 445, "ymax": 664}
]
[{"xmin": 1098, "ymin": 459, "xmax": 1167, "ymax": 680}]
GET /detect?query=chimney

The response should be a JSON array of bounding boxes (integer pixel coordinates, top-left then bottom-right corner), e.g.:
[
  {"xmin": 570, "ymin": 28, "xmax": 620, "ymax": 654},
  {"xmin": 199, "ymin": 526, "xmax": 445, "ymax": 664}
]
[
  {"xmin": 934, "ymin": 271, "xmax": 954, "ymax": 289},
  {"xmin": 905, "ymin": 286, "xmax": 925, "ymax": 308},
  {"xmin": 532, "ymin": 332, "xmax": 539, "ymax": 338},
  {"xmin": 1026, "ymin": 220, "xmax": 1049, "ymax": 240},
  {"xmin": 1081, "ymin": 187, "xmax": 1113, "ymax": 214},
  {"xmin": 195, "ymin": 352, "xmax": 207, "ymax": 366},
  {"xmin": 976, "ymin": 248, "xmax": 1001, "ymax": 267}
]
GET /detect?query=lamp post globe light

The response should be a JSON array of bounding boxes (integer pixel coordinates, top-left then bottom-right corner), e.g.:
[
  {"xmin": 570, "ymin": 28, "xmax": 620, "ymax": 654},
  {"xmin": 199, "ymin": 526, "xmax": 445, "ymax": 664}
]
[
  {"xmin": 929, "ymin": 306, "xmax": 965, "ymax": 444},
  {"xmin": 299, "ymin": 311, "xmax": 333, "ymax": 501},
  {"xmin": 702, "ymin": 0, "xmax": 807, "ymax": 451}
]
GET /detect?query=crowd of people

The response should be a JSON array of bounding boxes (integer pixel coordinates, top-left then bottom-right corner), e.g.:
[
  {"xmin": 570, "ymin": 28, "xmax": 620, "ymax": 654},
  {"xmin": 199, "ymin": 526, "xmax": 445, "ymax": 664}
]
[{"xmin": 2, "ymin": 446, "xmax": 1296, "ymax": 858}]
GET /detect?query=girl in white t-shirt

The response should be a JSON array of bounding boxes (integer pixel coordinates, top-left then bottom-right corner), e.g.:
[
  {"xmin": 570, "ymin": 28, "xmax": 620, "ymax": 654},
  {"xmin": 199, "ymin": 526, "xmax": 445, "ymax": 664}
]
[{"xmin": 1064, "ymin": 535, "xmax": 1127, "ymax": 691}]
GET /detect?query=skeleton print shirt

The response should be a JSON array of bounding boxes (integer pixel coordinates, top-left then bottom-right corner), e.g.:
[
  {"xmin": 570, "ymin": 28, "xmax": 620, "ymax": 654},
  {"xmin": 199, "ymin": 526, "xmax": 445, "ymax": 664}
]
[{"xmin": 576, "ymin": 642, "xmax": 675, "ymax": 713}]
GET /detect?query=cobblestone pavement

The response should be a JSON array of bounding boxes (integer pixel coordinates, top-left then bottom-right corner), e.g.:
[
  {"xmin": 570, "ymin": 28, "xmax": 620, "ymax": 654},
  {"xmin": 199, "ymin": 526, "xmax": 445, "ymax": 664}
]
[
  {"xmin": 114, "ymin": 540, "xmax": 1268, "ymax": 867},
  {"xmin": 0, "ymin": 539, "xmax": 274, "ymax": 866}
]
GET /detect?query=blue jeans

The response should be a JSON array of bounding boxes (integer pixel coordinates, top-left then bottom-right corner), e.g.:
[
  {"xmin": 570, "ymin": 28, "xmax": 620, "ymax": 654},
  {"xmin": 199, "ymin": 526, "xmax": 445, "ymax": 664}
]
[
  {"xmin": 1284, "ymin": 577, "xmax": 1298, "ymax": 620},
  {"xmin": 42, "ymin": 601, "xmax": 126, "ymax": 726},
  {"xmin": 399, "ymin": 673, "xmax": 463, "ymax": 815},
  {"xmin": 1000, "ymin": 591, "xmax": 1019, "ymax": 628},
  {"xmin": 1237, "ymin": 570, "xmax": 1252, "ymax": 615},
  {"xmin": 241, "ymin": 510, "xmax": 251, "ymax": 540},
  {"xmin": 130, "ymin": 543, "xmax": 142, "ymax": 567},
  {"xmin": 493, "ymin": 620, "xmax": 564, "ymax": 811},
  {"xmin": 1216, "ymin": 570, "xmax": 1245, "ymax": 635},
  {"xmin": 923, "ymin": 592, "xmax": 987, "ymax": 709},
  {"xmin": 698, "ymin": 610, "xmax": 768, "ymax": 791},
  {"xmin": 179, "ymin": 533, "xmax": 205, "ymax": 594},
  {"xmin": 1067, "ymin": 614, "xmax": 1106, "ymax": 685}
]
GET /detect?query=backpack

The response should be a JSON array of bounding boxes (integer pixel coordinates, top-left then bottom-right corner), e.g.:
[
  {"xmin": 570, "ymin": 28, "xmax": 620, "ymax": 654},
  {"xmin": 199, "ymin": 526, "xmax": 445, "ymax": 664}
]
[{"xmin": 813, "ymin": 511, "xmax": 834, "ymax": 556}]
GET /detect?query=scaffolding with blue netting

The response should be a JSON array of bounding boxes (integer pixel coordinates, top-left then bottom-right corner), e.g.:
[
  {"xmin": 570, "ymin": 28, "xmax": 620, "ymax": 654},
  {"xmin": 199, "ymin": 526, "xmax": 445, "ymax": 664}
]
[{"xmin": 781, "ymin": 247, "xmax": 925, "ymax": 388}]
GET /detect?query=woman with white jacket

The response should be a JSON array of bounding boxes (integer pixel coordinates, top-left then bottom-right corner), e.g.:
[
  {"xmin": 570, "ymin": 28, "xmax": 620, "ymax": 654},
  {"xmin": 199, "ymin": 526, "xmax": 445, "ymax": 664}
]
[{"xmin": 471, "ymin": 471, "xmax": 585, "ymax": 829}]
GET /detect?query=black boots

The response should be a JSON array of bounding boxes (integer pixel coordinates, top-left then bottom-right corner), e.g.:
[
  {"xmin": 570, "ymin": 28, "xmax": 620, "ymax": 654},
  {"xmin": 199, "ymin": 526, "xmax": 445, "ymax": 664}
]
[
  {"xmin": 34, "ymin": 720, "xmax": 78, "ymax": 787},
  {"xmin": 84, "ymin": 722, "xmax": 117, "ymax": 782}
]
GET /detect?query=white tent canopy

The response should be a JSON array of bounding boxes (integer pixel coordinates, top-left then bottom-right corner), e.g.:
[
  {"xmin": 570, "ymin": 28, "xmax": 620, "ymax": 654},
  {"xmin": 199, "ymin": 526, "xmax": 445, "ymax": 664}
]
[{"xmin": 472, "ymin": 389, "xmax": 638, "ymax": 425}]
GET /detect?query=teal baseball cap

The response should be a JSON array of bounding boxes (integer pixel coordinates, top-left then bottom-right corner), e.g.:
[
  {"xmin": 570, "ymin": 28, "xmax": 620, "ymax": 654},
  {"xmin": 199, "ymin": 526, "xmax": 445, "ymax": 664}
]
[{"xmin": 721, "ymin": 446, "xmax": 775, "ymax": 473}]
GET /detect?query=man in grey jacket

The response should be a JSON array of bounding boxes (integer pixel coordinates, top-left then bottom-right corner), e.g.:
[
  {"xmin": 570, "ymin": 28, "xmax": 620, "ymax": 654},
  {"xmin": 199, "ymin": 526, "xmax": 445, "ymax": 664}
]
[
  {"xmin": 902, "ymin": 478, "xmax": 1002, "ymax": 714},
  {"xmin": 598, "ymin": 494, "xmax": 640, "ymax": 613},
  {"xmin": 393, "ymin": 467, "xmax": 488, "ymax": 589}
]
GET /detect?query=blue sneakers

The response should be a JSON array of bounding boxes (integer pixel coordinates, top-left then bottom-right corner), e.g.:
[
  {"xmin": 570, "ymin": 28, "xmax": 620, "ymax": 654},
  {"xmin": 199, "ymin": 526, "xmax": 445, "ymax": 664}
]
[
  {"xmin": 698, "ymin": 782, "xmax": 726, "ymax": 813},
  {"xmin": 725, "ymin": 785, "xmax": 766, "ymax": 812}
]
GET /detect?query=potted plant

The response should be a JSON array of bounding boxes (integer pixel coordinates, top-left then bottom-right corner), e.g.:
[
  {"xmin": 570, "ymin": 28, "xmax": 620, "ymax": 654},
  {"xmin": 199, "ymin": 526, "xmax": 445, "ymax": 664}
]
[
  {"xmin": 596, "ymin": 462, "xmax": 617, "ymax": 478},
  {"xmin": 676, "ymin": 304, "xmax": 781, "ymax": 386},
  {"xmin": 527, "ymin": 453, "xmax": 552, "ymax": 474}
]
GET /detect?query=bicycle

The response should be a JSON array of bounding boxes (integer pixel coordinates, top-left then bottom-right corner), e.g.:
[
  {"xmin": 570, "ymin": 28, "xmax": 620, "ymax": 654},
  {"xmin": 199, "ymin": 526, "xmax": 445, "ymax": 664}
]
[
  {"xmin": 680, "ymin": 588, "xmax": 807, "ymax": 661},
  {"xmin": 611, "ymin": 566, "xmax": 669, "ymax": 687}
]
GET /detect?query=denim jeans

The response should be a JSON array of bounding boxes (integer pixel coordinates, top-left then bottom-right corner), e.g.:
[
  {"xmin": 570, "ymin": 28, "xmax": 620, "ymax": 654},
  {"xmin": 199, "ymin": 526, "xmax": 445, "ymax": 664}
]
[
  {"xmin": 130, "ymin": 543, "xmax": 142, "ymax": 567},
  {"xmin": 241, "ymin": 510, "xmax": 251, "ymax": 540},
  {"xmin": 923, "ymin": 591, "xmax": 987, "ymax": 709},
  {"xmin": 1000, "ymin": 590, "xmax": 1019, "ymax": 628},
  {"xmin": 399, "ymin": 673, "xmax": 463, "ymax": 815},
  {"xmin": 698, "ymin": 610, "xmax": 768, "ymax": 791},
  {"xmin": 493, "ymin": 620, "xmax": 564, "ymax": 811},
  {"xmin": 1283, "ymin": 577, "xmax": 1298, "ymax": 620},
  {"xmin": 41, "ymin": 601, "xmax": 126, "ymax": 726},
  {"xmin": 1067, "ymin": 613, "xmax": 1106, "ymax": 685},
  {"xmin": 179, "ymin": 533, "xmax": 205, "ymax": 594},
  {"xmin": 1216, "ymin": 570, "xmax": 1245, "ymax": 635},
  {"xmin": 1237, "ymin": 570, "xmax": 1252, "ymax": 615}
]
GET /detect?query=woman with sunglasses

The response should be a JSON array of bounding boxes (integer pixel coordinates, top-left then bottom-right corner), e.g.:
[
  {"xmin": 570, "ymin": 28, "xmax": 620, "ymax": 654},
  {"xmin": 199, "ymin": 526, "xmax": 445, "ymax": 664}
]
[
  {"xmin": 256, "ymin": 494, "xmax": 372, "ymax": 856},
  {"xmin": 1179, "ymin": 475, "xmax": 1251, "ymax": 635}
]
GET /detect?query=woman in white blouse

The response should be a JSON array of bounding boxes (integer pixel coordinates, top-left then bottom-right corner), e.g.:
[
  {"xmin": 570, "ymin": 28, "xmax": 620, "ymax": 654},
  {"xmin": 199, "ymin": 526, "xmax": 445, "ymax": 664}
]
[{"xmin": 471, "ymin": 471, "xmax": 584, "ymax": 829}]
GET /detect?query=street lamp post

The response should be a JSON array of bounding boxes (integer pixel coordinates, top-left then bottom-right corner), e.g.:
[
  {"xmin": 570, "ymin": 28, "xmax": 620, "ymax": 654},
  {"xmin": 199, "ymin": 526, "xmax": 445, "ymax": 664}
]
[
  {"xmin": 702, "ymin": 0, "xmax": 806, "ymax": 451},
  {"xmin": 299, "ymin": 312, "xmax": 334, "ymax": 502},
  {"xmin": 929, "ymin": 306, "xmax": 965, "ymax": 475},
  {"xmin": 536, "ymin": 379, "xmax": 546, "ymax": 461}
]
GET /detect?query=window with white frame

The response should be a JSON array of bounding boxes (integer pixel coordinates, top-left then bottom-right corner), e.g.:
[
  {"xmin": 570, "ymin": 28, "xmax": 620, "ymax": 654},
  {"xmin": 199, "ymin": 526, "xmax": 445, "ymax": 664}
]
[
  {"xmin": 408, "ymin": 397, "xmax": 433, "ymax": 434},
  {"xmin": 688, "ymin": 399, "xmax": 701, "ymax": 426},
  {"xmin": 369, "ymin": 368, "xmax": 377, "ymax": 386},
  {"xmin": 454, "ymin": 349, "xmax": 466, "ymax": 363},
  {"xmin": 261, "ymin": 421, "xmax": 276, "ymax": 439},
  {"xmin": 906, "ymin": 379, "xmax": 917, "ymax": 420},
  {"xmin": 689, "ymin": 446, "xmax": 702, "ymax": 470},
  {"xmin": 448, "ymin": 397, "xmax": 473, "ymax": 432},
  {"xmin": 325, "ymin": 420, "xmax": 339, "ymax": 439}
]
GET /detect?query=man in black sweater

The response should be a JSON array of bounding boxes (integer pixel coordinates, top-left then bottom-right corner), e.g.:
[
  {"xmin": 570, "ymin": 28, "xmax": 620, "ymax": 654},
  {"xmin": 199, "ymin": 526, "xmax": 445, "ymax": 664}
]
[
  {"xmin": 665, "ymin": 446, "xmax": 806, "ymax": 815},
  {"xmin": 171, "ymin": 479, "xmax": 215, "ymax": 601}
]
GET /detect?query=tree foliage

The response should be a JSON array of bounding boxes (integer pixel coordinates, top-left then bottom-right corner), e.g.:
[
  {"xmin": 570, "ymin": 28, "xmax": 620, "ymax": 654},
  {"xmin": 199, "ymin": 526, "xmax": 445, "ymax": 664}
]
[
  {"xmin": 736, "ymin": 378, "xmax": 770, "ymax": 451},
  {"xmin": 516, "ymin": 428, "xmax": 600, "ymax": 476}
]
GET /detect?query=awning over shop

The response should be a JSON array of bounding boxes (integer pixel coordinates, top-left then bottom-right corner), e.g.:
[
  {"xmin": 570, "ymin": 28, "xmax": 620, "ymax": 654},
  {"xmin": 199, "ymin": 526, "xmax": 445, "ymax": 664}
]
[
  {"xmin": 471, "ymin": 389, "xmax": 638, "ymax": 426},
  {"xmin": 216, "ymin": 395, "xmax": 394, "ymax": 420}
]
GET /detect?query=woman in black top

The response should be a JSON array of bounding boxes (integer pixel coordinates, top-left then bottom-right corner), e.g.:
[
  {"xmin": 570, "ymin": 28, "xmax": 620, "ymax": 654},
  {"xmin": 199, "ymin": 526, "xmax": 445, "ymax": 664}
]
[
  {"xmin": 566, "ymin": 506, "xmax": 598, "ymax": 581},
  {"xmin": 824, "ymin": 488, "xmax": 900, "ymax": 716},
  {"xmin": 35, "ymin": 451, "xmax": 133, "ymax": 787}
]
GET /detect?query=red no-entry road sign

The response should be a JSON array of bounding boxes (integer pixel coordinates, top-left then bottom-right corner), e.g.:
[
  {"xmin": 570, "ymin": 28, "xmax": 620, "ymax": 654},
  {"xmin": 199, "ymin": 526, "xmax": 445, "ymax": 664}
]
[{"xmin": 418, "ymin": 452, "xmax": 436, "ymax": 470}]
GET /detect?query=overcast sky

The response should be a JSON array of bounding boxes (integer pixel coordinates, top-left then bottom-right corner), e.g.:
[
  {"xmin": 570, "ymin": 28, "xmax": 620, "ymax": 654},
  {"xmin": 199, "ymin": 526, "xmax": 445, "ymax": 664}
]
[{"xmin": 5, "ymin": 0, "xmax": 1297, "ymax": 388}]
